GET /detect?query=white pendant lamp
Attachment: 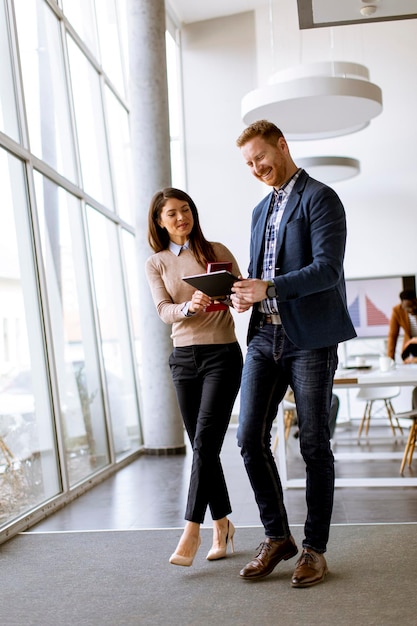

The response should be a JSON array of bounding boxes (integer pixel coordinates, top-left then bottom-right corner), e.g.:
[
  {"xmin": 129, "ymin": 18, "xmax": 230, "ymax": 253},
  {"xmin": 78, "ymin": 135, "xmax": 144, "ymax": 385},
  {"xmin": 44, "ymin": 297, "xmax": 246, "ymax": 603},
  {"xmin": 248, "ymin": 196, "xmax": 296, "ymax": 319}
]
[
  {"xmin": 241, "ymin": 61, "xmax": 383, "ymax": 140},
  {"xmin": 296, "ymin": 156, "xmax": 360, "ymax": 183}
]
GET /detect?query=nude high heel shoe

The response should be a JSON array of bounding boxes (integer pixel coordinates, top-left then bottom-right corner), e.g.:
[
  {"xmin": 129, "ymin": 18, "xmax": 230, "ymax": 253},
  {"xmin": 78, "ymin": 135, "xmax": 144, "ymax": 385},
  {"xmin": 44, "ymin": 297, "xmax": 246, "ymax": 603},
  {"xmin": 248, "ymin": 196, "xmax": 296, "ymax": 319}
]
[
  {"xmin": 206, "ymin": 520, "xmax": 235, "ymax": 561},
  {"xmin": 169, "ymin": 536, "xmax": 201, "ymax": 567}
]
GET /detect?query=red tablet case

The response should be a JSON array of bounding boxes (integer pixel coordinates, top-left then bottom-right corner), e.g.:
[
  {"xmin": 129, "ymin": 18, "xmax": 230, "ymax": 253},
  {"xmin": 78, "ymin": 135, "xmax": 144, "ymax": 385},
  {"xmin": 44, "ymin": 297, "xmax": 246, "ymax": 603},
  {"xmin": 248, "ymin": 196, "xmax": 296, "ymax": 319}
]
[{"xmin": 205, "ymin": 261, "xmax": 232, "ymax": 311}]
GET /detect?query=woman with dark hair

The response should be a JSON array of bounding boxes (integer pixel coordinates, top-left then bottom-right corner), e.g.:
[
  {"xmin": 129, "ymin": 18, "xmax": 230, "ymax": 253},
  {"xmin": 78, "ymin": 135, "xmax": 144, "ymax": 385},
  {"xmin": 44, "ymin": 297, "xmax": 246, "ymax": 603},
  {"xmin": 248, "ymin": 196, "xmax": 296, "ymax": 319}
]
[
  {"xmin": 145, "ymin": 187, "xmax": 243, "ymax": 567},
  {"xmin": 387, "ymin": 289, "xmax": 417, "ymax": 360}
]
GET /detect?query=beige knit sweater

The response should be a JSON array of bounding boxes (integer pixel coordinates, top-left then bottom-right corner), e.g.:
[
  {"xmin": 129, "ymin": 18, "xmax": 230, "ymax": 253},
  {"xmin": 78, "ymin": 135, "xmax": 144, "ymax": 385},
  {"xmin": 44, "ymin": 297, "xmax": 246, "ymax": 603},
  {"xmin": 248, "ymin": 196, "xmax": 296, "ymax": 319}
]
[{"xmin": 145, "ymin": 242, "xmax": 241, "ymax": 347}]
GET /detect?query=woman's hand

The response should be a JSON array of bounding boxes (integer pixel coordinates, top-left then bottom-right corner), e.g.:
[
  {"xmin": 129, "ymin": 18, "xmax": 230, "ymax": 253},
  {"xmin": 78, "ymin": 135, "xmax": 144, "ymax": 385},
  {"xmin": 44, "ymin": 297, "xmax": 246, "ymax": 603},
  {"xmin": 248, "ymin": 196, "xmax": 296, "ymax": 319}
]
[{"xmin": 188, "ymin": 290, "xmax": 212, "ymax": 313}]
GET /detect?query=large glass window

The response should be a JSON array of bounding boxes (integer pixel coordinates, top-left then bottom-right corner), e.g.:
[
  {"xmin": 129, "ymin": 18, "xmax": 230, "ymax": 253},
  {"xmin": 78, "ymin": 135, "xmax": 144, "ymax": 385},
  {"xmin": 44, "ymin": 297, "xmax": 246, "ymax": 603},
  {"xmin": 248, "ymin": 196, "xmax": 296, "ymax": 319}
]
[
  {"xmin": 67, "ymin": 36, "xmax": 114, "ymax": 208},
  {"xmin": 166, "ymin": 29, "xmax": 185, "ymax": 188},
  {"xmin": 86, "ymin": 208, "xmax": 141, "ymax": 458},
  {"xmin": 61, "ymin": 0, "xmax": 99, "ymax": 58},
  {"xmin": 95, "ymin": 0, "xmax": 125, "ymax": 96},
  {"xmin": 1, "ymin": 0, "xmax": 145, "ymax": 540},
  {"xmin": 0, "ymin": 0, "xmax": 20, "ymax": 141},
  {"xmin": 120, "ymin": 230, "xmax": 142, "ymax": 423},
  {"xmin": 104, "ymin": 87, "xmax": 133, "ymax": 224},
  {"xmin": 0, "ymin": 148, "xmax": 60, "ymax": 526},
  {"xmin": 14, "ymin": 0, "xmax": 77, "ymax": 181},
  {"xmin": 34, "ymin": 172, "xmax": 110, "ymax": 485}
]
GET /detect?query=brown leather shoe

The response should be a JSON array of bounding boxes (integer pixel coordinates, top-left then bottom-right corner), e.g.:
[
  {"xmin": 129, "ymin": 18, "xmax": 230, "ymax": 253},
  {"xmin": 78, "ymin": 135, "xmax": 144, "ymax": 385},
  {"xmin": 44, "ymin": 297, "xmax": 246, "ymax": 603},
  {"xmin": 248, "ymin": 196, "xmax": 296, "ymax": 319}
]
[
  {"xmin": 239, "ymin": 536, "xmax": 298, "ymax": 580},
  {"xmin": 291, "ymin": 548, "xmax": 328, "ymax": 587}
]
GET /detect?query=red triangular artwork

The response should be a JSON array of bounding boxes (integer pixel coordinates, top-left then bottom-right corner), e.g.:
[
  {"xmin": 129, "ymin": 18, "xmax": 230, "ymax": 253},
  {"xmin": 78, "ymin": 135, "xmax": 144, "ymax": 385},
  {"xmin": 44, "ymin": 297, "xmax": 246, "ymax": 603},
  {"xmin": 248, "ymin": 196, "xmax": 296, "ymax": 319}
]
[{"xmin": 365, "ymin": 295, "xmax": 389, "ymax": 326}]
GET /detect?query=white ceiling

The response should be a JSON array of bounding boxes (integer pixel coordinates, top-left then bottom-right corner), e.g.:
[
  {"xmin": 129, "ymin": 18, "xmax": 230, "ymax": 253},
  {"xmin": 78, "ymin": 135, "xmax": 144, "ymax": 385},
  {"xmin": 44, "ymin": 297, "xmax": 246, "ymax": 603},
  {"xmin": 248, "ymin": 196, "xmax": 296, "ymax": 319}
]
[
  {"xmin": 168, "ymin": 0, "xmax": 417, "ymax": 27},
  {"xmin": 167, "ymin": 0, "xmax": 264, "ymax": 25}
]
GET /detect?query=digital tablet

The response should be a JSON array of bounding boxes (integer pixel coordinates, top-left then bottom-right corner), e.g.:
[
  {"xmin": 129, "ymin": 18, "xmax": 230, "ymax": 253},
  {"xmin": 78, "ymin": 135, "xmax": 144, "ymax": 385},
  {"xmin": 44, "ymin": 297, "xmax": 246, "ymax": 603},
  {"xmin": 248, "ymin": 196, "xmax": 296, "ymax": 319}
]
[{"xmin": 182, "ymin": 270, "xmax": 240, "ymax": 299}]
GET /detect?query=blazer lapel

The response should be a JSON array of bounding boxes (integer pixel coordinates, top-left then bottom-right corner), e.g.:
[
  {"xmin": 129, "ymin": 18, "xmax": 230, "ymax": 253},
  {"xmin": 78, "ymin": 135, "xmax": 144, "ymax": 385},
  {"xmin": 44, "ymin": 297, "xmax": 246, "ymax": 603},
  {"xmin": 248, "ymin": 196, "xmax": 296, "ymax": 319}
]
[
  {"xmin": 254, "ymin": 193, "xmax": 274, "ymax": 277},
  {"xmin": 274, "ymin": 172, "xmax": 308, "ymax": 259}
]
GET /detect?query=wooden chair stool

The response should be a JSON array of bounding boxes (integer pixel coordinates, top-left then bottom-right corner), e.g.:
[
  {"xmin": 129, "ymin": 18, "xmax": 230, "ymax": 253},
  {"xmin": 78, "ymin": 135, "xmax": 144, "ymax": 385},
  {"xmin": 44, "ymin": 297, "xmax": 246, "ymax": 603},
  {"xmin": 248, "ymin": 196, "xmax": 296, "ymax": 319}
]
[
  {"xmin": 356, "ymin": 386, "xmax": 402, "ymax": 438},
  {"xmin": 398, "ymin": 410, "xmax": 417, "ymax": 475},
  {"xmin": 272, "ymin": 400, "xmax": 297, "ymax": 453}
]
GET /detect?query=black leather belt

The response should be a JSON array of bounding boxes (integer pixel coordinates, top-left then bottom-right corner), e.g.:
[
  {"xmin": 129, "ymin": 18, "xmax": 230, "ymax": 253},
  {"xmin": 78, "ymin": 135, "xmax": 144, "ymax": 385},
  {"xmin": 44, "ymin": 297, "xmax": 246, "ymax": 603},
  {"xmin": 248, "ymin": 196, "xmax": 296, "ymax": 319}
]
[{"xmin": 262, "ymin": 313, "xmax": 282, "ymax": 325}]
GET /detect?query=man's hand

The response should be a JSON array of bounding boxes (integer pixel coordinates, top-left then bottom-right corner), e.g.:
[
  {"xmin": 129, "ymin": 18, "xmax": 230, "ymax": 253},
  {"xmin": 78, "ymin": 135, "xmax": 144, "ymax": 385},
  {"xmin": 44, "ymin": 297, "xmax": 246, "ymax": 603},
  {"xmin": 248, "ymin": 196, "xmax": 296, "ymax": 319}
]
[
  {"xmin": 231, "ymin": 278, "xmax": 269, "ymax": 312},
  {"xmin": 230, "ymin": 293, "xmax": 252, "ymax": 313}
]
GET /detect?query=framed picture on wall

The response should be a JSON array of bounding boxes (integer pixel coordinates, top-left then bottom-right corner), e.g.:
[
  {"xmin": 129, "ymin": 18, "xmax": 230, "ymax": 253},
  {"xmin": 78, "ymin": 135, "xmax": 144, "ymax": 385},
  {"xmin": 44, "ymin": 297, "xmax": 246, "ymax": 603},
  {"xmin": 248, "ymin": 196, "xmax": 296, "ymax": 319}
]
[{"xmin": 346, "ymin": 275, "xmax": 416, "ymax": 338}]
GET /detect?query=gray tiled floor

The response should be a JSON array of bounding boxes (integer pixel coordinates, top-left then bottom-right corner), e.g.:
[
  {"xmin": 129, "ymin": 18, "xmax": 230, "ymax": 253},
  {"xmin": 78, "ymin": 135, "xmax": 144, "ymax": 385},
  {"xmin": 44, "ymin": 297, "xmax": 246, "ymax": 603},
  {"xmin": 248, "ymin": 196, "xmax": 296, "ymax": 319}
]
[{"xmin": 29, "ymin": 422, "xmax": 417, "ymax": 534}]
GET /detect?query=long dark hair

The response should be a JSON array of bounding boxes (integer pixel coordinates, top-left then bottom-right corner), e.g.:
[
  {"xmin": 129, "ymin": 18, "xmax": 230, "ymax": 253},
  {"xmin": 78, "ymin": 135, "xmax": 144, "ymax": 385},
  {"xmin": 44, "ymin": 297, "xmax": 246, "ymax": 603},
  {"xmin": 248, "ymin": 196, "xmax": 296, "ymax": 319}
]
[{"xmin": 147, "ymin": 187, "xmax": 216, "ymax": 267}]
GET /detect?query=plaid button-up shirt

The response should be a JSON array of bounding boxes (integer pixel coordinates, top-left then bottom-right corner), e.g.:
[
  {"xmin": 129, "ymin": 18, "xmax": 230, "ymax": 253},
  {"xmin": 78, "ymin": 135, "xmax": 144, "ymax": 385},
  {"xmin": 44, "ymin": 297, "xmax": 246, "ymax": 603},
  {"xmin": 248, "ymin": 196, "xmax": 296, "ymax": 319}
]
[{"xmin": 260, "ymin": 170, "xmax": 301, "ymax": 314}]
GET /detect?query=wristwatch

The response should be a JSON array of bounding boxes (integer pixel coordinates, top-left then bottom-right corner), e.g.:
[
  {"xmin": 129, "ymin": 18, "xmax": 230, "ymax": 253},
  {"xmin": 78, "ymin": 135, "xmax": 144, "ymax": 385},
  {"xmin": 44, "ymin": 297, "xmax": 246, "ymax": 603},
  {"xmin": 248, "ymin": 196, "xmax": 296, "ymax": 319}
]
[{"xmin": 266, "ymin": 280, "xmax": 277, "ymax": 299}]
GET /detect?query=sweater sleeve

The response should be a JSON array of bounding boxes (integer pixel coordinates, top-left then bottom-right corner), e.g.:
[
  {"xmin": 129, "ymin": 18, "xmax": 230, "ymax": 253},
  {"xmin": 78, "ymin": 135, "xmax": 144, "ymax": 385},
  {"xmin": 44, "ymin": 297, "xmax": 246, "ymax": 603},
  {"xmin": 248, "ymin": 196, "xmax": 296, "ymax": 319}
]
[{"xmin": 145, "ymin": 254, "xmax": 190, "ymax": 324}]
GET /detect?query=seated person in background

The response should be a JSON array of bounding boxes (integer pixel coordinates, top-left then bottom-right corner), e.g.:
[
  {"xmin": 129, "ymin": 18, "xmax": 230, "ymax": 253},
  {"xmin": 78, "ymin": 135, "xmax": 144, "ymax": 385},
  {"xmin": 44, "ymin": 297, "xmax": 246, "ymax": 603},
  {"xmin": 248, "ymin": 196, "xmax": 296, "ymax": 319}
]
[
  {"xmin": 387, "ymin": 289, "xmax": 417, "ymax": 409},
  {"xmin": 285, "ymin": 389, "xmax": 339, "ymax": 439},
  {"xmin": 401, "ymin": 338, "xmax": 417, "ymax": 409},
  {"xmin": 387, "ymin": 289, "xmax": 417, "ymax": 360}
]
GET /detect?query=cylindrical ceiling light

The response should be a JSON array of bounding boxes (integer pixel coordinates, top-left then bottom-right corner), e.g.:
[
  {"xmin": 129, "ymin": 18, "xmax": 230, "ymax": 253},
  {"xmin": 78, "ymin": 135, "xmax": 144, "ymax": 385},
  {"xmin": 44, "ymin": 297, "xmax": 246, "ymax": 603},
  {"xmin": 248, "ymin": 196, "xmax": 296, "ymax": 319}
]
[
  {"xmin": 241, "ymin": 61, "xmax": 383, "ymax": 141},
  {"xmin": 296, "ymin": 156, "xmax": 361, "ymax": 183},
  {"xmin": 360, "ymin": 5, "xmax": 377, "ymax": 17},
  {"xmin": 360, "ymin": 0, "xmax": 378, "ymax": 18}
]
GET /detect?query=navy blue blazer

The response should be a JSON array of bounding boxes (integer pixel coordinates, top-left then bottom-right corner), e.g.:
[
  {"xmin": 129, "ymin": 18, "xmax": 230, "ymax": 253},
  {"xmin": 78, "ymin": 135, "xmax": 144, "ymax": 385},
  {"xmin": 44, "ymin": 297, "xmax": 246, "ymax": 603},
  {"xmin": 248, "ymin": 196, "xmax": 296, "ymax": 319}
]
[{"xmin": 246, "ymin": 169, "xmax": 356, "ymax": 349}]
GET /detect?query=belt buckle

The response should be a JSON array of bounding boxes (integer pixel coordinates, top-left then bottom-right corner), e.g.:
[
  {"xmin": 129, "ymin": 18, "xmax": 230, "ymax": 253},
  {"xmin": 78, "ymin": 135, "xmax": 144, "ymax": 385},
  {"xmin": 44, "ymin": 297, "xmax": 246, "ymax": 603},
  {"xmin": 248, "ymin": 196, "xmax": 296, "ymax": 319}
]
[{"xmin": 269, "ymin": 313, "xmax": 281, "ymax": 325}]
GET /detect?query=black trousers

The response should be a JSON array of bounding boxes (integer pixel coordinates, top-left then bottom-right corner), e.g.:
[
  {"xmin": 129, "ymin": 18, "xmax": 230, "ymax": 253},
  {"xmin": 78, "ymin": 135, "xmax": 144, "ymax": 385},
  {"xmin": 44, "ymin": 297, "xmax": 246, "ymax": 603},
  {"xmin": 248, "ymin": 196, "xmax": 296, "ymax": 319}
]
[{"xmin": 169, "ymin": 342, "xmax": 243, "ymax": 523}]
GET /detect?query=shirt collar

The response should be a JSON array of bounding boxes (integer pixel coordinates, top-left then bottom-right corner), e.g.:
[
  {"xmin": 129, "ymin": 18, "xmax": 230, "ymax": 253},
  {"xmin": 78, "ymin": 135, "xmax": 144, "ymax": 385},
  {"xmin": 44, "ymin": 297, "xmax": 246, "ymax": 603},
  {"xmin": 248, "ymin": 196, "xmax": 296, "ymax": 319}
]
[
  {"xmin": 169, "ymin": 240, "xmax": 189, "ymax": 256},
  {"xmin": 274, "ymin": 168, "xmax": 301, "ymax": 198}
]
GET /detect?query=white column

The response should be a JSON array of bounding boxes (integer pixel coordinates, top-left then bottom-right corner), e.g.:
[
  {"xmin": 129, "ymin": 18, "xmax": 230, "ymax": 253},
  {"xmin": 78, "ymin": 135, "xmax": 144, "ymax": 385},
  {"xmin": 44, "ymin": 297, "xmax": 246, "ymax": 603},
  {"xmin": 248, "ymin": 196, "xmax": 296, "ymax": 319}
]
[{"xmin": 127, "ymin": 0, "xmax": 184, "ymax": 452}]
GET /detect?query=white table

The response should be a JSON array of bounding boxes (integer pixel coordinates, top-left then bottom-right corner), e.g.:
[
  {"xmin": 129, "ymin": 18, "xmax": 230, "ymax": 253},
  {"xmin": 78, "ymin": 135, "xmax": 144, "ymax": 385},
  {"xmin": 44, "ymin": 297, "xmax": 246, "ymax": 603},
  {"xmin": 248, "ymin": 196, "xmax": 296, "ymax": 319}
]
[
  {"xmin": 276, "ymin": 364, "xmax": 417, "ymax": 488},
  {"xmin": 333, "ymin": 363, "xmax": 417, "ymax": 389}
]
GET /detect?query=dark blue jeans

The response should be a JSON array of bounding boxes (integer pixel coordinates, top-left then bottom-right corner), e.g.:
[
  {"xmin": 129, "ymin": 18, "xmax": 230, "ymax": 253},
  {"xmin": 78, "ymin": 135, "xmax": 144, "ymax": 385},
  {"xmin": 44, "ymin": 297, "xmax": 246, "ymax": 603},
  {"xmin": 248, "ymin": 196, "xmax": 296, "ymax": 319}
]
[
  {"xmin": 237, "ymin": 324, "xmax": 337, "ymax": 553},
  {"xmin": 169, "ymin": 342, "xmax": 243, "ymax": 523}
]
